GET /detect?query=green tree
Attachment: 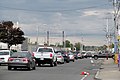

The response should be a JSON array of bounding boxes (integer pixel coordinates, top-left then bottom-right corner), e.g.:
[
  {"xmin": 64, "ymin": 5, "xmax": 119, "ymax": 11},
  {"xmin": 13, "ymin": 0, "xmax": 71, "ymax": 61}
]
[
  {"xmin": 0, "ymin": 21, "xmax": 25, "ymax": 49},
  {"xmin": 74, "ymin": 42, "xmax": 80, "ymax": 51},
  {"xmin": 65, "ymin": 40, "xmax": 71, "ymax": 47}
]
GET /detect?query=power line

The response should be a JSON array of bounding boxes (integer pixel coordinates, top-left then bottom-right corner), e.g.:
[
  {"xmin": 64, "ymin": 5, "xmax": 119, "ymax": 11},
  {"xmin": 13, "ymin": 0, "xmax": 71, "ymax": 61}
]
[{"xmin": 0, "ymin": 3, "xmax": 109, "ymax": 12}]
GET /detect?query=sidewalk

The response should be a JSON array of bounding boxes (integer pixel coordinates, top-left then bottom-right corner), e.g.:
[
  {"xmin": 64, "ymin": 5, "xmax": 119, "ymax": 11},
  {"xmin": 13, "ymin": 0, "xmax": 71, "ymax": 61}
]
[{"xmin": 95, "ymin": 58, "xmax": 120, "ymax": 80}]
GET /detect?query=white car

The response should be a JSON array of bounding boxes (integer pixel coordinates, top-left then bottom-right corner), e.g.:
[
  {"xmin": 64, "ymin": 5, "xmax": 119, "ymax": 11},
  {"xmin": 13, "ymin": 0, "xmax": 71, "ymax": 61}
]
[
  {"xmin": 0, "ymin": 50, "xmax": 13, "ymax": 65},
  {"xmin": 68, "ymin": 52, "xmax": 75, "ymax": 62},
  {"xmin": 56, "ymin": 52, "xmax": 64, "ymax": 64}
]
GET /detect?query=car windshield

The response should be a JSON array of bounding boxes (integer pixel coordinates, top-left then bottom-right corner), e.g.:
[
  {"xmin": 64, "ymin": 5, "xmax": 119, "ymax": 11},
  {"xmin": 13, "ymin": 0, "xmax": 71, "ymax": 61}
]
[
  {"xmin": 0, "ymin": 52, "xmax": 9, "ymax": 55},
  {"xmin": 11, "ymin": 52, "xmax": 28, "ymax": 57},
  {"xmin": 38, "ymin": 48, "xmax": 53, "ymax": 52}
]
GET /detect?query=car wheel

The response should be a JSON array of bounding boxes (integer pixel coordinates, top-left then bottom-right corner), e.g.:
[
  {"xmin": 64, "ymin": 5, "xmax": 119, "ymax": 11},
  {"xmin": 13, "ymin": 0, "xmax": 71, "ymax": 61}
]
[
  {"xmin": 54, "ymin": 61, "xmax": 57, "ymax": 66},
  {"xmin": 33, "ymin": 66, "xmax": 36, "ymax": 70},
  {"xmin": 50, "ymin": 60, "xmax": 54, "ymax": 67},
  {"xmin": 27, "ymin": 64, "xmax": 31, "ymax": 71},
  {"xmin": 66, "ymin": 60, "xmax": 69, "ymax": 63},
  {"xmin": 8, "ymin": 66, "xmax": 12, "ymax": 70},
  {"xmin": 94, "ymin": 56, "xmax": 98, "ymax": 60},
  {"xmin": 73, "ymin": 60, "xmax": 75, "ymax": 62}
]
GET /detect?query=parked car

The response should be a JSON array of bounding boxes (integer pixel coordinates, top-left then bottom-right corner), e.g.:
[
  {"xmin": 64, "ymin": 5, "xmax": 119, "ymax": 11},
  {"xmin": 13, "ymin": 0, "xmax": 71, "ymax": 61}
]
[
  {"xmin": 77, "ymin": 52, "xmax": 83, "ymax": 59},
  {"xmin": 92, "ymin": 51, "xmax": 114, "ymax": 60},
  {"xmin": 61, "ymin": 50, "xmax": 70, "ymax": 63},
  {"xmin": 81, "ymin": 51, "xmax": 86, "ymax": 58},
  {"xmin": 33, "ymin": 47, "xmax": 57, "ymax": 67},
  {"xmin": 8, "ymin": 51, "xmax": 36, "ymax": 70},
  {"xmin": 73, "ymin": 52, "xmax": 78, "ymax": 60},
  {"xmin": 84, "ymin": 51, "xmax": 92, "ymax": 58},
  {"xmin": 0, "ymin": 49, "xmax": 13, "ymax": 65},
  {"xmin": 56, "ymin": 52, "xmax": 64, "ymax": 64},
  {"xmin": 68, "ymin": 52, "xmax": 75, "ymax": 62}
]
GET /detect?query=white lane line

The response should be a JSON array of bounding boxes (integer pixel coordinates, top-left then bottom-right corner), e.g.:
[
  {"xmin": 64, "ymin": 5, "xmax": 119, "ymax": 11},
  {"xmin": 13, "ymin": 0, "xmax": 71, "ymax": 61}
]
[
  {"xmin": 94, "ymin": 70, "xmax": 100, "ymax": 79},
  {"xmin": 81, "ymin": 75, "xmax": 88, "ymax": 80}
]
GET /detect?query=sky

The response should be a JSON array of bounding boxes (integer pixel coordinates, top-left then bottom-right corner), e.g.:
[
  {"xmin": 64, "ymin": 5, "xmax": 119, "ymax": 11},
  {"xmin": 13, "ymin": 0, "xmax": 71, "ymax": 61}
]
[{"xmin": 0, "ymin": 0, "xmax": 115, "ymax": 46}]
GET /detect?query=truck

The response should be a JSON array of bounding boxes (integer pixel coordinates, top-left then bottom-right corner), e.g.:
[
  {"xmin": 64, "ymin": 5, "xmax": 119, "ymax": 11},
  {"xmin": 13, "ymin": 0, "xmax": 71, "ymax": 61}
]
[
  {"xmin": 33, "ymin": 47, "xmax": 57, "ymax": 67},
  {"xmin": 92, "ymin": 51, "xmax": 114, "ymax": 60}
]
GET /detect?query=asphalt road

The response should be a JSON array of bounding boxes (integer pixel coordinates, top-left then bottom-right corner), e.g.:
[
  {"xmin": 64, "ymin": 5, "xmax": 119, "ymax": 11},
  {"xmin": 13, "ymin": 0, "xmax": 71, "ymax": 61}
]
[{"xmin": 0, "ymin": 58, "xmax": 102, "ymax": 80}]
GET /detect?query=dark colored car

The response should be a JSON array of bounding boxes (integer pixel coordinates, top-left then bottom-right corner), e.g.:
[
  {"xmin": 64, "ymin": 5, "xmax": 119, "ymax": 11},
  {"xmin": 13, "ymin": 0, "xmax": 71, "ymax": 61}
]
[
  {"xmin": 73, "ymin": 52, "xmax": 78, "ymax": 60},
  {"xmin": 61, "ymin": 51, "xmax": 70, "ymax": 63},
  {"xmin": 8, "ymin": 51, "xmax": 36, "ymax": 70}
]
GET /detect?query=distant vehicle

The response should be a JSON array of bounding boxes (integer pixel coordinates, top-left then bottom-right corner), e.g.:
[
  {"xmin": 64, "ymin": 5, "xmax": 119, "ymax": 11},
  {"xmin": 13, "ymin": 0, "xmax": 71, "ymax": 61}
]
[
  {"xmin": 33, "ymin": 47, "xmax": 57, "ymax": 67},
  {"xmin": 84, "ymin": 51, "xmax": 93, "ymax": 58},
  {"xmin": 92, "ymin": 51, "xmax": 114, "ymax": 60},
  {"xmin": 8, "ymin": 51, "xmax": 36, "ymax": 70},
  {"xmin": 77, "ymin": 52, "xmax": 83, "ymax": 59},
  {"xmin": 56, "ymin": 52, "xmax": 64, "ymax": 64},
  {"xmin": 68, "ymin": 52, "xmax": 75, "ymax": 62},
  {"xmin": 0, "ymin": 50, "xmax": 13, "ymax": 65},
  {"xmin": 73, "ymin": 52, "xmax": 78, "ymax": 60},
  {"xmin": 81, "ymin": 51, "xmax": 86, "ymax": 58},
  {"xmin": 61, "ymin": 50, "xmax": 70, "ymax": 63}
]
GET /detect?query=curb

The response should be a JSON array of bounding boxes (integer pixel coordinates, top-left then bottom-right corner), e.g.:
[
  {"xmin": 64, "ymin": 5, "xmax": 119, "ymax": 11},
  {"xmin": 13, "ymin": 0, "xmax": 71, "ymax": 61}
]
[{"xmin": 94, "ymin": 69, "xmax": 101, "ymax": 80}]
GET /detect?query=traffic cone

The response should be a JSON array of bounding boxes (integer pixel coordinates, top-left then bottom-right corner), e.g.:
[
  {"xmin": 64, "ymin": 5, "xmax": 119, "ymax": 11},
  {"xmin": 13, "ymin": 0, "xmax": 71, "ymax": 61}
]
[{"xmin": 81, "ymin": 71, "xmax": 90, "ymax": 75}]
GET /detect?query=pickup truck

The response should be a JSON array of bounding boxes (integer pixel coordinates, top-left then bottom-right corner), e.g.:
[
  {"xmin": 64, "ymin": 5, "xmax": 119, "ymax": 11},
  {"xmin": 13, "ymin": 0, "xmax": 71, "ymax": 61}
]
[
  {"xmin": 92, "ymin": 51, "xmax": 114, "ymax": 60},
  {"xmin": 33, "ymin": 47, "xmax": 57, "ymax": 67}
]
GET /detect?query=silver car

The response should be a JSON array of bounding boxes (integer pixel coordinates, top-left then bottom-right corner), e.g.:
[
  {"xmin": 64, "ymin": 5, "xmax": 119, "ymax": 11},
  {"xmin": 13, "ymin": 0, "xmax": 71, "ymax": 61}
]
[{"xmin": 56, "ymin": 52, "xmax": 64, "ymax": 64}]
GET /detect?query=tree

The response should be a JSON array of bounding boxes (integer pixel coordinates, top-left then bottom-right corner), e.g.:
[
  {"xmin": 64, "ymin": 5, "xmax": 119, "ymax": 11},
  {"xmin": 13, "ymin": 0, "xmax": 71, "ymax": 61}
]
[
  {"xmin": 0, "ymin": 21, "xmax": 25, "ymax": 49},
  {"xmin": 65, "ymin": 40, "xmax": 71, "ymax": 47},
  {"xmin": 74, "ymin": 42, "xmax": 80, "ymax": 51}
]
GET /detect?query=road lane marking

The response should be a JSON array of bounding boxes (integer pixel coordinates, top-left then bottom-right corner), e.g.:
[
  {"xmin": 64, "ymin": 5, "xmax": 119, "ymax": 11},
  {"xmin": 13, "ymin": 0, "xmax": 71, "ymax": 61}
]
[{"xmin": 81, "ymin": 75, "xmax": 88, "ymax": 80}]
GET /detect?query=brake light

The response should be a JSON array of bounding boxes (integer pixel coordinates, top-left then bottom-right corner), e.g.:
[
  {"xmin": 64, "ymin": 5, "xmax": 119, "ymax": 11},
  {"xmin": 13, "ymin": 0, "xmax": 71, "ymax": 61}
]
[
  {"xmin": 8, "ymin": 58, "xmax": 14, "ymax": 61},
  {"xmin": 32, "ymin": 53, "xmax": 34, "ymax": 57},
  {"xmin": 22, "ymin": 58, "xmax": 29, "ymax": 62},
  {"xmin": 50, "ymin": 54, "xmax": 53, "ymax": 57}
]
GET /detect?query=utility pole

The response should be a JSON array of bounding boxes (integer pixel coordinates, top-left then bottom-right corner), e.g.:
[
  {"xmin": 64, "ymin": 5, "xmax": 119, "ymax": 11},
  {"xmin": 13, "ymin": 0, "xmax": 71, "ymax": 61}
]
[
  {"xmin": 47, "ymin": 31, "xmax": 49, "ymax": 46},
  {"xmin": 106, "ymin": 18, "xmax": 111, "ymax": 60},
  {"xmin": 62, "ymin": 31, "xmax": 65, "ymax": 48},
  {"xmin": 36, "ymin": 26, "xmax": 39, "ymax": 45},
  {"xmin": 80, "ymin": 35, "xmax": 83, "ymax": 52},
  {"xmin": 112, "ymin": 0, "xmax": 120, "ymax": 54}
]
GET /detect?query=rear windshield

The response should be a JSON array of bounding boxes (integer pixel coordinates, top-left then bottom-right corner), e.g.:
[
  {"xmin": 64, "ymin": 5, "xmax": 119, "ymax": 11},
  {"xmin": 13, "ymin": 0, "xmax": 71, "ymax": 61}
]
[
  {"xmin": 11, "ymin": 52, "xmax": 28, "ymax": 57},
  {"xmin": 0, "ymin": 52, "xmax": 9, "ymax": 55},
  {"xmin": 38, "ymin": 48, "xmax": 53, "ymax": 52}
]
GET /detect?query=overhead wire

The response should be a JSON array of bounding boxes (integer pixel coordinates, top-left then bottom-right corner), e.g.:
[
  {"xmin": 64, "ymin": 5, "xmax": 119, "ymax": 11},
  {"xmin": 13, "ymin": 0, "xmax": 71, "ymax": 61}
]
[{"xmin": 0, "ymin": 3, "xmax": 110, "ymax": 12}]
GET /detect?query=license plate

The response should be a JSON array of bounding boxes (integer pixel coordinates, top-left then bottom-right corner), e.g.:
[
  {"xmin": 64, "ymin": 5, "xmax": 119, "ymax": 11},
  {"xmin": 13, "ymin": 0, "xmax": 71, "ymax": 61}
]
[
  {"xmin": 40, "ymin": 56, "xmax": 44, "ymax": 60},
  {"xmin": 15, "ymin": 60, "xmax": 20, "ymax": 62}
]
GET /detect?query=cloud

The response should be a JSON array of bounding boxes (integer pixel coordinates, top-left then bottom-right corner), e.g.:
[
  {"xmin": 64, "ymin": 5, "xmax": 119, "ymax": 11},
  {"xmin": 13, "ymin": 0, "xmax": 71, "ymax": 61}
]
[{"xmin": 0, "ymin": 0, "xmax": 114, "ymax": 46}]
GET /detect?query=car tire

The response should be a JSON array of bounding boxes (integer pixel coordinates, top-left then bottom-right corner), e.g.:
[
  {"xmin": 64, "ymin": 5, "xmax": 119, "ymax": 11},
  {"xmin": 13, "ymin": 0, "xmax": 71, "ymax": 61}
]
[
  {"xmin": 73, "ymin": 60, "xmax": 75, "ymax": 62},
  {"xmin": 33, "ymin": 66, "xmax": 36, "ymax": 70},
  {"xmin": 94, "ymin": 56, "xmax": 98, "ymax": 60},
  {"xmin": 54, "ymin": 61, "xmax": 57, "ymax": 66},
  {"xmin": 8, "ymin": 66, "xmax": 12, "ymax": 70},
  {"xmin": 27, "ymin": 64, "xmax": 31, "ymax": 71},
  {"xmin": 50, "ymin": 60, "xmax": 54, "ymax": 67},
  {"xmin": 66, "ymin": 60, "xmax": 69, "ymax": 63}
]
